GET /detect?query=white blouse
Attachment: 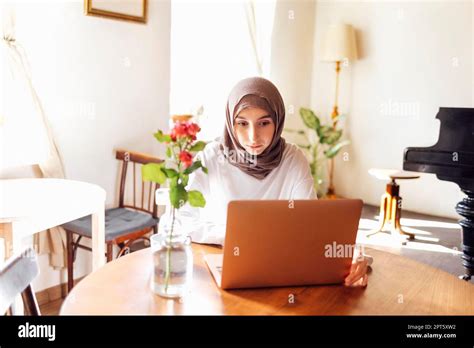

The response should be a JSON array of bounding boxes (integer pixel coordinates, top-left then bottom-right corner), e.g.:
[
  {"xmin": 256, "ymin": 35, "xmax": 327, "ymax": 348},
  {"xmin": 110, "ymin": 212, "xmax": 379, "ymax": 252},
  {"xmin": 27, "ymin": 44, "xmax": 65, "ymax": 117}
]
[{"xmin": 180, "ymin": 140, "xmax": 317, "ymax": 245}]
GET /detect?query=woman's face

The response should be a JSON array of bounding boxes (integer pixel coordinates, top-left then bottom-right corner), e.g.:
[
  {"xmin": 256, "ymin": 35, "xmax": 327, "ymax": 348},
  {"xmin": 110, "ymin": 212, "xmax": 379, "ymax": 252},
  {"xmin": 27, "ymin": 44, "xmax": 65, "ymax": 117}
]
[{"xmin": 234, "ymin": 107, "xmax": 275, "ymax": 155}]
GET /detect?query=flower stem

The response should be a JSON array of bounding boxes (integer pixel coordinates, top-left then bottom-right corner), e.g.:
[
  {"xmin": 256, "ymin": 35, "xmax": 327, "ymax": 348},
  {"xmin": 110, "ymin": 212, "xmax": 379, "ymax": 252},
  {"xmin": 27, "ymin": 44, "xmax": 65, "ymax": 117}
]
[{"xmin": 164, "ymin": 207, "xmax": 175, "ymax": 294}]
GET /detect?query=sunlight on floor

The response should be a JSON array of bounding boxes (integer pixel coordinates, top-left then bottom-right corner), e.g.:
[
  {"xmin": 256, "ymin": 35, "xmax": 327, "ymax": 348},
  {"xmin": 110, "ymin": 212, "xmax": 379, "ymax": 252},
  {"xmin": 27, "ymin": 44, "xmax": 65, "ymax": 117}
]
[
  {"xmin": 374, "ymin": 215, "xmax": 460, "ymax": 229},
  {"xmin": 357, "ymin": 218, "xmax": 462, "ymax": 255}
]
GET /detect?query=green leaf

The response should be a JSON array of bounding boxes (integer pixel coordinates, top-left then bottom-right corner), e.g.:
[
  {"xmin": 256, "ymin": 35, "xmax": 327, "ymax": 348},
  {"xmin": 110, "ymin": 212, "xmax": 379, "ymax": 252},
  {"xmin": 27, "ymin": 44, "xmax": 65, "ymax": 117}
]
[
  {"xmin": 201, "ymin": 166, "xmax": 208, "ymax": 174},
  {"xmin": 170, "ymin": 176, "xmax": 178, "ymax": 187},
  {"xmin": 324, "ymin": 140, "xmax": 351, "ymax": 158},
  {"xmin": 169, "ymin": 184, "xmax": 188, "ymax": 209},
  {"xmin": 189, "ymin": 141, "xmax": 207, "ymax": 152},
  {"xmin": 142, "ymin": 163, "xmax": 166, "ymax": 184},
  {"xmin": 188, "ymin": 190, "xmax": 206, "ymax": 208},
  {"xmin": 183, "ymin": 160, "xmax": 202, "ymax": 174},
  {"xmin": 154, "ymin": 130, "xmax": 172, "ymax": 143},
  {"xmin": 180, "ymin": 173, "xmax": 189, "ymax": 186},
  {"xmin": 166, "ymin": 147, "xmax": 172, "ymax": 158},
  {"xmin": 318, "ymin": 126, "xmax": 342, "ymax": 145},
  {"xmin": 284, "ymin": 128, "xmax": 306, "ymax": 135},
  {"xmin": 297, "ymin": 144, "xmax": 311, "ymax": 150},
  {"xmin": 299, "ymin": 108, "xmax": 320, "ymax": 131},
  {"xmin": 161, "ymin": 167, "xmax": 178, "ymax": 178}
]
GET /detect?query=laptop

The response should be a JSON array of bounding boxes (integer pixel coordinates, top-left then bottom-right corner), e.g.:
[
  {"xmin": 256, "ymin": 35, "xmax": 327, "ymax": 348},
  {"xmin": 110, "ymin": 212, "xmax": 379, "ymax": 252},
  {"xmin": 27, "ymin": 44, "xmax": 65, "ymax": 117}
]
[{"xmin": 205, "ymin": 199, "xmax": 363, "ymax": 290}]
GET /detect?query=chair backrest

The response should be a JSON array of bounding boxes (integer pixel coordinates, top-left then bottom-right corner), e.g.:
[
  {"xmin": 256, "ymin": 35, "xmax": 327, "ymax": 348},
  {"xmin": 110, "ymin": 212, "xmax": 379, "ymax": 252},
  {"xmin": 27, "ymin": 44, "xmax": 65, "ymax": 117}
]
[
  {"xmin": 115, "ymin": 149, "xmax": 164, "ymax": 219},
  {"xmin": 0, "ymin": 247, "xmax": 40, "ymax": 315}
]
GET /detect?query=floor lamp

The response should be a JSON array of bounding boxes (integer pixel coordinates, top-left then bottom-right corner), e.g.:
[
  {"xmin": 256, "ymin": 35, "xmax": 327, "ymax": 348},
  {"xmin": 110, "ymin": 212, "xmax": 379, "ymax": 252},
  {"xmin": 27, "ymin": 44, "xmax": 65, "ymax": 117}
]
[{"xmin": 320, "ymin": 23, "xmax": 358, "ymax": 198}]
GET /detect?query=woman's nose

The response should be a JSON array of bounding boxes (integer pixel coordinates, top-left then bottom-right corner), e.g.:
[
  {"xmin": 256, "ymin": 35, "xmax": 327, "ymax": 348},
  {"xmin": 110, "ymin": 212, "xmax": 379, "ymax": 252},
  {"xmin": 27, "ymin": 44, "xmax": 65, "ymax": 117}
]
[{"xmin": 248, "ymin": 124, "xmax": 258, "ymax": 142}]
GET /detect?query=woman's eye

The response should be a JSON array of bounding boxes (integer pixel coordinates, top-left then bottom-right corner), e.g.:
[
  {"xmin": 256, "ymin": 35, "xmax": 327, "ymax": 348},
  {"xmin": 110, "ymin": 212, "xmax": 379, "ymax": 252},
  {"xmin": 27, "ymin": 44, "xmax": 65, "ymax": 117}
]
[
  {"xmin": 259, "ymin": 121, "xmax": 271, "ymax": 127},
  {"xmin": 237, "ymin": 122, "xmax": 247, "ymax": 126}
]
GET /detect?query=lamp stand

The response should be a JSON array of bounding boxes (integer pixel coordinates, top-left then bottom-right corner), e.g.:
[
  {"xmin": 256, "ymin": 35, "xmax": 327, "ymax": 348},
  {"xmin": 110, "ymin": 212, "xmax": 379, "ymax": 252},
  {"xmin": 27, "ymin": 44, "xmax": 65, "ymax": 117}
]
[
  {"xmin": 331, "ymin": 60, "xmax": 341, "ymax": 126},
  {"xmin": 326, "ymin": 61, "xmax": 341, "ymax": 199}
]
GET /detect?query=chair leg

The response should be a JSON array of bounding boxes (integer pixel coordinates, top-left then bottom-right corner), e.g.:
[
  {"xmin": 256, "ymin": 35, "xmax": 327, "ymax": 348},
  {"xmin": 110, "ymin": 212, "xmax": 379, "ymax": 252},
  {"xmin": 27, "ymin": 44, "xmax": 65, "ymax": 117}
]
[
  {"xmin": 366, "ymin": 193, "xmax": 390, "ymax": 238},
  {"xmin": 106, "ymin": 243, "xmax": 113, "ymax": 262},
  {"xmin": 66, "ymin": 230, "xmax": 74, "ymax": 293},
  {"xmin": 21, "ymin": 285, "xmax": 40, "ymax": 316},
  {"xmin": 117, "ymin": 241, "xmax": 133, "ymax": 258}
]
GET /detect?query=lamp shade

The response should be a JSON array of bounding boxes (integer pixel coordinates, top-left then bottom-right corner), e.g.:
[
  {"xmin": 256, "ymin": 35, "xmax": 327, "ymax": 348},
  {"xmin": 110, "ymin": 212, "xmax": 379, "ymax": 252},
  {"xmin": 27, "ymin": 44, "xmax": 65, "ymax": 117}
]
[{"xmin": 320, "ymin": 23, "xmax": 358, "ymax": 62}]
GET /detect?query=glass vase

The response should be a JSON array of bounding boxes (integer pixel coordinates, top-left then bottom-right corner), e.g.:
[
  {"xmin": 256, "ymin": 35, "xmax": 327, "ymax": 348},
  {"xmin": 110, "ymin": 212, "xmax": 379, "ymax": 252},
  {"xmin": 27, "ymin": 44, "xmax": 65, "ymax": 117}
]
[{"xmin": 151, "ymin": 208, "xmax": 193, "ymax": 298}]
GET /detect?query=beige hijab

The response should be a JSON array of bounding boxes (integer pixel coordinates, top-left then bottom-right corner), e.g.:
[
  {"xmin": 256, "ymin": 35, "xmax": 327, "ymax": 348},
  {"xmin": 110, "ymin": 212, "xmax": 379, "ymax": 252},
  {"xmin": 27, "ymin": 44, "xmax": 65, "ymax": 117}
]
[{"xmin": 222, "ymin": 77, "xmax": 286, "ymax": 180}]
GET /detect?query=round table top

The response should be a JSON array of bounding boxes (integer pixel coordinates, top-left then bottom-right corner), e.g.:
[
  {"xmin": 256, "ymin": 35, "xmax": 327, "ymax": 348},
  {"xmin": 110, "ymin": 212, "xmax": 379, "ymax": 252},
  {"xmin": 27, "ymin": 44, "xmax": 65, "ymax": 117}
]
[
  {"xmin": 0, "ymin": 178, "xmax": 106, "ymax": 222},
  {"xmin": 368, "ymin": 168, "xmax": 420, "ymax": 181},
  {"xmin": 60, "ymin": 244, "xmax": 474, "ymax": 315}
]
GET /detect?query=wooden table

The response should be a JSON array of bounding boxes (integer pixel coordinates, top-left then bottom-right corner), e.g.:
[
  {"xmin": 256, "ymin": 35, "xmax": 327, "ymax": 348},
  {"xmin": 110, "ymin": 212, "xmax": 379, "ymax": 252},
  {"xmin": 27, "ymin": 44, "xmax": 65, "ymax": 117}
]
[
  {"xmin": 0, "ymin": 178, "xmax": 106, "ymax": 270},
  {"xmin": 60, "ymin": 244, "xmax": 474, "ymax": 315}
]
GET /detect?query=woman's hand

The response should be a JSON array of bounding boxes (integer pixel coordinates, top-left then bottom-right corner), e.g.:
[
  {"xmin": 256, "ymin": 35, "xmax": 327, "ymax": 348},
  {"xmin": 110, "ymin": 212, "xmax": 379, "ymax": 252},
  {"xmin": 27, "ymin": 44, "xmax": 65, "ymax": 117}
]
[{"xmin": 344, "ymin": 254, "xmax": 369, "ymax": 287}]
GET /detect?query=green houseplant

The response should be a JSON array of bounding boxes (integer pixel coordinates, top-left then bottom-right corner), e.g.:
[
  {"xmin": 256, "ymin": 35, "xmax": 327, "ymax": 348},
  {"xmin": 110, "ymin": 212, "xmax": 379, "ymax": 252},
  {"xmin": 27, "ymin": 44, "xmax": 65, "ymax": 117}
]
[{"xmin": 285, "ymin": 107, "xmax": 350, "ymax": 197}]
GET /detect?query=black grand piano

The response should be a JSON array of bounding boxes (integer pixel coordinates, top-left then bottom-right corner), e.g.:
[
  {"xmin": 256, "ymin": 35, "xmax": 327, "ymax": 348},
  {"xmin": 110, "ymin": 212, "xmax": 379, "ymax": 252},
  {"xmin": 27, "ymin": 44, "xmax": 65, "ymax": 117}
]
[{"xmin": 404, "ymin": 107, "xmax": 474, "ymax": 281}]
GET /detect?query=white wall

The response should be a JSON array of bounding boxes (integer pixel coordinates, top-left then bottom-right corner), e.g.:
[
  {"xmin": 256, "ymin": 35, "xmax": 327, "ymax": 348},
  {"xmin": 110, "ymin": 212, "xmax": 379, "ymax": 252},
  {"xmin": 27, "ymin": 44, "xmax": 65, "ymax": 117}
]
[
  {"xmin": 270, "ymin": 0, "xmax": 316, "ymax": 134},
  {"xmin": 1, "ymin": 0, "xmax": 171, "ymax": 291},
  {"xmin": 311, "ymin": 0, "xmax": 473, "ymax": 219}
]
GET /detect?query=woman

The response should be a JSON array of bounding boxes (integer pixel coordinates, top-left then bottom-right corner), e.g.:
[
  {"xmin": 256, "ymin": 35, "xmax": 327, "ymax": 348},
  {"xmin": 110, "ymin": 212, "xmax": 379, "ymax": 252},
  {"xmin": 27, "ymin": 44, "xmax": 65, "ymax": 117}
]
[{"xmin": 183, "ymin": 77, "xmax": 368, "ymax": 287}]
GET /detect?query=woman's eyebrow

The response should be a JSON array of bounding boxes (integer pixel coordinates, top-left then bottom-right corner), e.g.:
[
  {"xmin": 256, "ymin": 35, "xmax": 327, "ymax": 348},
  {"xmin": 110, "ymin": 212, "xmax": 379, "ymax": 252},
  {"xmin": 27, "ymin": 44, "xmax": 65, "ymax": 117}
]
[{"xmin": 235, "ymin": 115, "xmax": 272, "ymax": 120}]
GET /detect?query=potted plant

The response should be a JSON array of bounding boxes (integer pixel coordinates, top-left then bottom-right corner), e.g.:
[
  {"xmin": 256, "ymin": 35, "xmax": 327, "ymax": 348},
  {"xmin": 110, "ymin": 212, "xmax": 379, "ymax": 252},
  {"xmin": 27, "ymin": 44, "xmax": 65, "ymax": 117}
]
[{"xmin": 285, "ymin": 107, "xmax": 350, "ymax": 198}]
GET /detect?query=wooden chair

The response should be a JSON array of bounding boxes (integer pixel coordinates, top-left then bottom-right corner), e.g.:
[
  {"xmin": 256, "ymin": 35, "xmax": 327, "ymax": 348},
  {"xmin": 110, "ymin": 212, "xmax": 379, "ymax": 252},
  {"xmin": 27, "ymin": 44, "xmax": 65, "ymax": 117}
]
[
  {"xmin": 63, "ymin": 149, "xmax": 163, "ymax": 292},
  {"xmin": 0, "ymin": 247, "xmax": 41, "ymax": 316}
]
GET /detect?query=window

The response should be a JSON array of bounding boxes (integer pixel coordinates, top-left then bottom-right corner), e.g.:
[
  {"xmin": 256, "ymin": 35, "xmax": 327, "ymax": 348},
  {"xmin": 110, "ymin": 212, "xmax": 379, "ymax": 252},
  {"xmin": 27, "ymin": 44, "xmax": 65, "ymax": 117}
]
[{"xmin": 170, "ymin": 0, "xmax": 276, "ymax": 141}]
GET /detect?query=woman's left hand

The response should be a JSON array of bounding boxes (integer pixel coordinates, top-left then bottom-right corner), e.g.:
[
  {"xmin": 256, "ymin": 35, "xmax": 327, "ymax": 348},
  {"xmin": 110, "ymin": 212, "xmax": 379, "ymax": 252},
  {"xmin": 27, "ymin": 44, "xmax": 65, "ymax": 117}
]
[{"xmin": 344, "ymin": 255, "xmax": 369, "ymax": 287}]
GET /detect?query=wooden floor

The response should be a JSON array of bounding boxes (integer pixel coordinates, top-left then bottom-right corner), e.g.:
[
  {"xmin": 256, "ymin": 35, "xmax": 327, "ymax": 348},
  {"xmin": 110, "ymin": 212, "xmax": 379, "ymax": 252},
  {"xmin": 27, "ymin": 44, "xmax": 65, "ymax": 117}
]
[
  {"xmin": 40, "ymin": 204, "xmax": 471, "ymax": 315},
  {"xmin": 40, "ymin": 298, "xmax": 64, "ymax": 315},
  {"xmin": 357, "ymin": 204, "xmax": 470, "ymax": 281}
]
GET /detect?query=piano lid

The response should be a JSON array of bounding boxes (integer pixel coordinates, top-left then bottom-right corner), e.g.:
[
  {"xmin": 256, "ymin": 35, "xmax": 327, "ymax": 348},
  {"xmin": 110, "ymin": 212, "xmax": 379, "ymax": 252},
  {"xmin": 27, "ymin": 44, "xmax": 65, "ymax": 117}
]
[{"xmin": 403, "ymin": 107, "xmax": 474, "ymax": 191}]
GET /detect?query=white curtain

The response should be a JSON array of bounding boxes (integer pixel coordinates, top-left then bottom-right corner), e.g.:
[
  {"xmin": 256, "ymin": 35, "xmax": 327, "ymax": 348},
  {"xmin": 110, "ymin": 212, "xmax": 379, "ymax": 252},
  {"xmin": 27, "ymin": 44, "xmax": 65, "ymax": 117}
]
[
  {"xmin": 244, "ymin": 0, "xmax": 276, "ymax": 78},
  {"xmin": 1, "ymin": 6, "xmax": 67, "ymax": 269}
]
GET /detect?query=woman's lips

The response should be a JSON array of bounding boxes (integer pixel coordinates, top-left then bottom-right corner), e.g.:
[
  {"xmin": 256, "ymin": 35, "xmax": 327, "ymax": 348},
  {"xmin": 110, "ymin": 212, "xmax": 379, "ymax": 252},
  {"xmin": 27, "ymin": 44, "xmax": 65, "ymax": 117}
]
[{"xmin": 248, "ymin": 145, "xmax": 263, "ymax": 149}]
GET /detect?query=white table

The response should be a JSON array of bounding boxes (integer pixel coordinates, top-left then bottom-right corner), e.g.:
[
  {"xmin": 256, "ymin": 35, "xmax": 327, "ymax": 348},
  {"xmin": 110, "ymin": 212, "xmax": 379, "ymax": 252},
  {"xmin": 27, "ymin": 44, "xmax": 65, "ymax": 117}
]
[{"xmin": 0, "ymin": 178, "xmax": 106, "ymax": 271}]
